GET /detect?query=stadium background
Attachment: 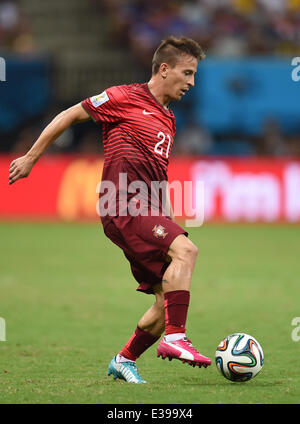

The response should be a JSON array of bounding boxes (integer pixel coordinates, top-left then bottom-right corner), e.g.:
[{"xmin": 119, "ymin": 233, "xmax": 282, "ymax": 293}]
[
  {"xmin": 1, "ymin": 0, "xmax": 300, "ymax": 222},
  {"xmin": 1, "ymin": 0, "xmax": 300, "ymax": 405}
]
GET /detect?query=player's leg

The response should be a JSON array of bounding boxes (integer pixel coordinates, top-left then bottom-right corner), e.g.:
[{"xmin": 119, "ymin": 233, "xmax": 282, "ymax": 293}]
[
  {"xmin": 160, "ymin": 234, "xmax": 197, "ymax": 337},
  {"xmin": 162, "ymin": 234, "xmax": 198, "ymax": 292},
  {"xmin": 117, "ymin": 285, "xmax": 164, "ymax": 360},
  {"xmin": 108, "ymin": 285, "xmax": 164, "ymax": 384},
  {"xmin": 137, "ymin": 283, "xmax": 164, "ymax": 337},
  {"xmin": 157, "ymin": 234, "xmax": 211, "ymax": 367},
  {"xmin": 104, "ymin": 219, "xmax": 166, "ymax": 383}
]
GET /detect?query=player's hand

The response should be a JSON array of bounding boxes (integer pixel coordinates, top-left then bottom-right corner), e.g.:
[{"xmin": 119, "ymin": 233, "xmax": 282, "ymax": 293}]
[{"xmin": 8, "ymin": 155, "xmax": 35, "ymax": 185}]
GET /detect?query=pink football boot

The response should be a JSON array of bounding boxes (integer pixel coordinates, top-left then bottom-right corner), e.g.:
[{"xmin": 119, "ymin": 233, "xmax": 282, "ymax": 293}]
[{"xmin": 157, "ymin": 337, "xmax": 211, "ymax": 368}]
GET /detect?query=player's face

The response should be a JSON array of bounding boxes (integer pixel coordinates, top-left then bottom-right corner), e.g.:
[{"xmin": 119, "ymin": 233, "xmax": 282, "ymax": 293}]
[{"xmin": 165, "ymin": 54, "xmax": 198, "ymax": 101}]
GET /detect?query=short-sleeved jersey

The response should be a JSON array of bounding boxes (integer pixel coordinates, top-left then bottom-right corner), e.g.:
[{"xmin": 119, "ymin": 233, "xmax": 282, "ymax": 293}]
[{"xmin": 81, "ymin": 83, "xmax": 176, "ymax": 228}]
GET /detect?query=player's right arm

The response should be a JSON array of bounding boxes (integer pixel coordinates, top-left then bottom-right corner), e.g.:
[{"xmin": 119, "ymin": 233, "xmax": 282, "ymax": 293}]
[{"xmin": 8, "ymin": 103, "xmax": 90, "ymax": 185}]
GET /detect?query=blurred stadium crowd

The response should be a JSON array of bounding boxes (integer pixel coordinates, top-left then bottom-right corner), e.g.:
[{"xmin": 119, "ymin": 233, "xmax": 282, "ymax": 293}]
[
  {"xmin": 105, "ymin": 0, "xmax": 300, "ymax": 66},
  {"xmin": 0, "ymin": 0, "xmax": 35, "ymax": 53},
  {"xmin": 1, "ymin": 0, "xmax": 300, "ymax": 157}
]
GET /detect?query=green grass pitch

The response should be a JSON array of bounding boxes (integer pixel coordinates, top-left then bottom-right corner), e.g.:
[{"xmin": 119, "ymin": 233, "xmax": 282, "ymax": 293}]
[{"xmin": 0, "ymin": 222, "xmax": 299, "ymax": 404}]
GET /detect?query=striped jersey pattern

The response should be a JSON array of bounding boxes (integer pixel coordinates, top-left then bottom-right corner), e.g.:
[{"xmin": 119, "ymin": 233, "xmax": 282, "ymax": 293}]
[{"xmin": 81, "ymin": 83, "xmax": 176, "ymax": 226}]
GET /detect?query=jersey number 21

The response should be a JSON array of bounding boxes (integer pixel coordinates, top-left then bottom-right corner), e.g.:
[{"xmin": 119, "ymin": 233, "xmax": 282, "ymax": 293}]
[{"xmin": 154, "ymin": 131, "xmax": 172, "ymax": 159}]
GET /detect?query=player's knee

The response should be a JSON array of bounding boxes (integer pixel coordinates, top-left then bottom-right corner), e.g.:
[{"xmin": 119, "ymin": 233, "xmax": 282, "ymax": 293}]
[
  {"xmin": 189, "ymin": 241, "xmax": 198, "ymax": 260},
  {"xmin": 173, "ymin": 239, "xmax": 198, "ymax": 265}
]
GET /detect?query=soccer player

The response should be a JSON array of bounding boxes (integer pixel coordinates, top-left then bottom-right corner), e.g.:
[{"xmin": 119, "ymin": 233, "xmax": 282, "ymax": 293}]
[{"xmin": 8, "ymin": 35, "xmax": 211, "ymax": 384}]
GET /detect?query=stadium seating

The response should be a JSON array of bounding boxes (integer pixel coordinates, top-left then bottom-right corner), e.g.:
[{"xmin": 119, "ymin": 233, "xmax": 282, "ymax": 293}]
[{"xmin": 19, "ymin": 0, "xmax": 139, "ymax": 101}]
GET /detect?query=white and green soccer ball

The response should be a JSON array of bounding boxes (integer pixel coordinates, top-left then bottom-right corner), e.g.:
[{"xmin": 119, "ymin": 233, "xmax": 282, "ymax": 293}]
[{"xmin": 215, "ymin": 333, "xmax": 264, "ymax": 382}]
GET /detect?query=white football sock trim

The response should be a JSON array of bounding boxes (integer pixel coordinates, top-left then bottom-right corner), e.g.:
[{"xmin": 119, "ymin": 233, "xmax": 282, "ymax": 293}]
[
  {"xmin": 116, "ymin": 354, "xmax": 135, "ymax": 363},
  {"xmin": 165, "ymin": 333, "xmax": 186, "ymax": 342}
]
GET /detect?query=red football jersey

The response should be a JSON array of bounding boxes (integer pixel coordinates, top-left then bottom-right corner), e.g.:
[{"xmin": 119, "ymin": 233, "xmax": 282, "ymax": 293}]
[{"xmin": 81, "ymin": 83, "xmax": 176, "ymax": 227}]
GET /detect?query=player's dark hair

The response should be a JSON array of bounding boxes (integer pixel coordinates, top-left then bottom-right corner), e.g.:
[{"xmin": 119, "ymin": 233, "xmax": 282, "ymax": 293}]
[{"xmin": 152, "ymin": 36, "xmax": 206, "ymax": 75}]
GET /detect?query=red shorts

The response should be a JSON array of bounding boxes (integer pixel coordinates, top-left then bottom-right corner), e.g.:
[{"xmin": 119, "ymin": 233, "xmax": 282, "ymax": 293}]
[{"xmin": 103, "ymin": 215, "xmax": 188, "ymax": 295}]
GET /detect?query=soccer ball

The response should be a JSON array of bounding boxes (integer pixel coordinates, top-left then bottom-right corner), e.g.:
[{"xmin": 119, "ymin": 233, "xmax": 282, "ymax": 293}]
[{"xmin": 215, "ymin": 333, "xmax": 264, "ymax": 382}]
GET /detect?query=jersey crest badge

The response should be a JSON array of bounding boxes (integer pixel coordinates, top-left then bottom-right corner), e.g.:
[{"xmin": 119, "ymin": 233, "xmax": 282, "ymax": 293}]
[
  {"xmin": 91, "ymin": 91, "xmax": 109, "ymax": 107},
  {"xmin": 152, "ymin": 225, "xmax": 168, "ymax": 239}
]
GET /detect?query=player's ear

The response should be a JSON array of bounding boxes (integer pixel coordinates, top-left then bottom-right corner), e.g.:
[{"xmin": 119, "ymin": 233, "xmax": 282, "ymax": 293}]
[{"xmin": 160, "ymin": 63, "xmax": 168, "ymax": 79}]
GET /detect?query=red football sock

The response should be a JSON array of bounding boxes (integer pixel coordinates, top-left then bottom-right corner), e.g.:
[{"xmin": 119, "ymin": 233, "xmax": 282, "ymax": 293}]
[
  {"xmin": 119, "ymin": 326, "xmax": 160, "ymax": 361},
  {"xmin": 164, "ymin": 290, "xmax": 190, "ymax": 335}
]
